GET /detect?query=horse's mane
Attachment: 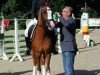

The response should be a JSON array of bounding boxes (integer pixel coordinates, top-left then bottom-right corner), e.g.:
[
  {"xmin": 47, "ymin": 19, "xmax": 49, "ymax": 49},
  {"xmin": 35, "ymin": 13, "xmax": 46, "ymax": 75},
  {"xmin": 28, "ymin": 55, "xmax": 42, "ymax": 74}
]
[{"xmin": 37, "ymin": 3, "xmax": 50, "ymax": 26}]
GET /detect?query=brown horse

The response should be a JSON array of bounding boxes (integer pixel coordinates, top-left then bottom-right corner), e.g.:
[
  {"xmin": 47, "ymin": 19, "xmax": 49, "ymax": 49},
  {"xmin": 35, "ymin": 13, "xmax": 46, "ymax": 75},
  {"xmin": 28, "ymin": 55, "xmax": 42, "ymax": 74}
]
[{"xmin": 31, "ymin": 4, "xmax": 55, "ymax": 75}]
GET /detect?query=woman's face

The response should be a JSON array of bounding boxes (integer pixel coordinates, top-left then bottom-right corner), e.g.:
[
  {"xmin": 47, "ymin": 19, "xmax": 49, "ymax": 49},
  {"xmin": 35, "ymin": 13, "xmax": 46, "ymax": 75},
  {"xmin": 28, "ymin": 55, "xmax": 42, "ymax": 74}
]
[{"xmin": 62, "ymin": 8, "xmax": 70, "ymax": 19}]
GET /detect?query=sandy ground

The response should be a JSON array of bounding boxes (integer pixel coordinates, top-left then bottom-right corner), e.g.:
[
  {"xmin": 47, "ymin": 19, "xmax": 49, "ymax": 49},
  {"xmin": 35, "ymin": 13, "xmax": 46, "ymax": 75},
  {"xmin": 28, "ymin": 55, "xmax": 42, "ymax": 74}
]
[{"xmin": 0, "ymin": 29, "xmax": 100, "ymax": 75}]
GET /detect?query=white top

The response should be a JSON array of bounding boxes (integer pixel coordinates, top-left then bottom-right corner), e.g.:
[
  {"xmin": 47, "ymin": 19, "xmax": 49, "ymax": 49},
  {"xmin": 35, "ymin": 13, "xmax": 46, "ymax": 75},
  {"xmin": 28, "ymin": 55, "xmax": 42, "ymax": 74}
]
[{"xmin": 25, "ymin": 18, "xmax": 37, "ymax": 37}]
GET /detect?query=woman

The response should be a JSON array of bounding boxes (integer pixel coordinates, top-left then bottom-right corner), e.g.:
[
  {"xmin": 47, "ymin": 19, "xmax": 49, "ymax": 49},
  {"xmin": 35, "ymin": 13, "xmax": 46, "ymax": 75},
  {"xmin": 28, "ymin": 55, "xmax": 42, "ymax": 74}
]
[{"xmin": 57, "ymin": 6, "xmax": 78, "ymax": 75}]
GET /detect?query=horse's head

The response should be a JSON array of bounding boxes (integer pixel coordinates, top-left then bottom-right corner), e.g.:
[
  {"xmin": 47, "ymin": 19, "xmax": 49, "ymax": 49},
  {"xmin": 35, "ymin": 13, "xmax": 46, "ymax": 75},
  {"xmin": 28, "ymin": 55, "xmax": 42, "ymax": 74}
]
[{"xmin": 37, "ymin": 3, "xmax": 55, "ymax": 30}]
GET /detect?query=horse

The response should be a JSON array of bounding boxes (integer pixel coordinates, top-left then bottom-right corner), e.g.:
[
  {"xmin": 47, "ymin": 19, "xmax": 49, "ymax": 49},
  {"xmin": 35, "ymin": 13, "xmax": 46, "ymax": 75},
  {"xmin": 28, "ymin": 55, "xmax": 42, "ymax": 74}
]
[{"xmin": 31, "ymin": 4, "xmax": 55, "ymax": 75}]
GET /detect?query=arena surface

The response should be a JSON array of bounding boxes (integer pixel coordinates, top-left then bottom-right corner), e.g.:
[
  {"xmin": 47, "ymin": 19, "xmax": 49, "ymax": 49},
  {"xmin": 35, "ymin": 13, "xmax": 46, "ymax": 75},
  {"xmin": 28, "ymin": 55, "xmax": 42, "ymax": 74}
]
[{"xmin": 0, "ymin": 29, "xmax": 100, "ymax": 75}]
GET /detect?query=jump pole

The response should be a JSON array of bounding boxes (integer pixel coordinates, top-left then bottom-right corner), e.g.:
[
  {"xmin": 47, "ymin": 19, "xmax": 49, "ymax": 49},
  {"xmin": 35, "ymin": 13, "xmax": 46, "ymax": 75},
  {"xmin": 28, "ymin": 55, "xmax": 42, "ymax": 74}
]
[
  {"xmin": 0, "ymin": 13, "xmax": 8, "ymax": 60},
  {"xmin": 10, "ymin": 18, "xmax": 23, "ymax": 62}
]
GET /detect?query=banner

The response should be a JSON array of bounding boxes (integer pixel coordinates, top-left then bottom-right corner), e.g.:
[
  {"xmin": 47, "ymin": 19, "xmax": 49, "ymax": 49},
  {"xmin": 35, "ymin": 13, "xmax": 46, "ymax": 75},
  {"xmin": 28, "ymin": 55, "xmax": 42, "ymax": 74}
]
[{"xmin": 89, "ymin": 18, "xmax": 100, "ymax": 27}]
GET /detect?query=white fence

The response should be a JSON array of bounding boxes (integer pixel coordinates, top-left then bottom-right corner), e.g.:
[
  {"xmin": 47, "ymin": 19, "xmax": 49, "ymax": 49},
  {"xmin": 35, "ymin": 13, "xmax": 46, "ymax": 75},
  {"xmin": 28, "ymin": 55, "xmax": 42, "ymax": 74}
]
[
  {"xmin": 0, "ymin": 13, "xmax": 100, "ymax": 62},
  {"xmin": 89, "ymin": 18, "xmax": 100, "ymax": 27},
  {"xmin": 0, "ymin": 17, "xmax": 24, "ymax": 62}
]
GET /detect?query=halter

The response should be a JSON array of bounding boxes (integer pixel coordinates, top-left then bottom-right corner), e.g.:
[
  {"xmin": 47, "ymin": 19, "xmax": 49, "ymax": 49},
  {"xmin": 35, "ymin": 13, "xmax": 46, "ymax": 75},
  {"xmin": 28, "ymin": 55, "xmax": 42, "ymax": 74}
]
[
  {"xmin": 46, "ymin": 19, "xmax": 53, "ymax": 27},
  {"xmin": 37, "ymin": 19, "xmax": 54, "ymax": 29}
]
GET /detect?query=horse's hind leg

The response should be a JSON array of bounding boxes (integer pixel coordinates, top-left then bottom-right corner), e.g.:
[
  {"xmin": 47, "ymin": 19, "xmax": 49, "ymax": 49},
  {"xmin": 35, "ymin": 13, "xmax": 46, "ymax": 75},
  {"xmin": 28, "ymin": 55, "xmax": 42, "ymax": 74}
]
[{"xmin": 45, "ymin": 53, "xmax": 51, "ymax": 75}]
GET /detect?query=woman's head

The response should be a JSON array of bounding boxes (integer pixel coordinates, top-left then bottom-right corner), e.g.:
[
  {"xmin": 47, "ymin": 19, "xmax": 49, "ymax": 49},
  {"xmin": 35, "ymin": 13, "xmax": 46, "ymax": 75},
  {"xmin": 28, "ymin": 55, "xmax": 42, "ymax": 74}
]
[{"xmin": 62, "ymin": 6, "xmax": 73, "ymax": 19}]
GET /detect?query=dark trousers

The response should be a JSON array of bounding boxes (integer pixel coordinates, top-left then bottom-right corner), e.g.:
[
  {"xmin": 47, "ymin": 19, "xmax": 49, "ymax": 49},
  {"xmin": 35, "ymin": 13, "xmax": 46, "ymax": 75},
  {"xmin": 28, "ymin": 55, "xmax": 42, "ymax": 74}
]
[
  {"xmin": 51, "ymin": 30, "xmax": 58, "ymax": 54},
  {"xmin": 31, "ymin": 0, "xmax": 41, "ymax": 19},
  {"xmin": 25, "ymin": 25, "xmax": 35, "ymax": 51},
  {"xmin": 25, "ymin": 37, "xmax": 31, "ymax": 51}
]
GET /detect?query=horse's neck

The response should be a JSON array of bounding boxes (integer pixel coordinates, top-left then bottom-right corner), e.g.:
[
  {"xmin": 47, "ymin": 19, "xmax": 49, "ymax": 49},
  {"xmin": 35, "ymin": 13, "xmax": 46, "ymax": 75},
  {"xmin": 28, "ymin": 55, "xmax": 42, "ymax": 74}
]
[
  {"xmin": 35, "ymin": 26, "xmax": 46, "ymax": 38},
  {"xmin": 35, "ymin": 13, "xmax": 47, "ymax": 38}
]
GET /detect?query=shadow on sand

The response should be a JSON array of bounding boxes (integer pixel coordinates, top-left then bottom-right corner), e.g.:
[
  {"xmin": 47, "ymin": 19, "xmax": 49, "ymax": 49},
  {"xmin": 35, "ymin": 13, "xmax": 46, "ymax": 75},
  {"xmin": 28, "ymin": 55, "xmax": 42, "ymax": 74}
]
[
  {"xmin": 95, "ymin": 43, "xmax": 100, "ymax": 46},
  {"xmin": 0, "ymin": 70, "xmax": 100, "ymax": 75},
  {"xmin": 56, "ymin": 69, "xmax": 100, "ymax": 75},
  {"xmin": 0, "ymin": 70, "xmax": 32, "ymax": 75}
]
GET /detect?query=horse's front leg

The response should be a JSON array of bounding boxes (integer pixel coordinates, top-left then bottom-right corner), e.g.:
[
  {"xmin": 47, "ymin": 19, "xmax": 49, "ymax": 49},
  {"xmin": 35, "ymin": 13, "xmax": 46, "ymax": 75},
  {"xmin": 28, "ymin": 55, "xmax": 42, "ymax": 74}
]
[
  {"xmin": 36, "ymin": 52, "xmax": 41, "ymax": 75},
  {"xmin": 41, "ymin": 55, "xmax": 46, "ymax": 75},
  {"xmin": 32, "ymin": 50, "xmax": 41, "ymax": 75},
  {"xmin": 32, "ymin": 50, "xmax": 36, "ymax": 75},
  {"xmin": 45, "ymin": 53, "xmax": 51, "ymax": 75},
  {"xmin": 33, "ymin": 66, "xmax": 36, "ymax": 75}
]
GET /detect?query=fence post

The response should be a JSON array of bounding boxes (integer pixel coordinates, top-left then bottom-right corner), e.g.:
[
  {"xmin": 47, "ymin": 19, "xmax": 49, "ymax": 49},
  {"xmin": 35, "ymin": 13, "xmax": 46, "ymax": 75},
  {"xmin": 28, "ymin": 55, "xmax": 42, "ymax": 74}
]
[
  {"xmin": 1, "ymin": 13, "xmax": 5, "ymax": 33},
  {"xmin": 56, "ymin": 28, "xmax": 62, "ymax": 53},
  {"xmin": 0, "ymin": 13, "xmax": 8, "ymax": 60},
  {"xmin": 10, "ymin": 18, "xmax": 23, "ymax": 62}
]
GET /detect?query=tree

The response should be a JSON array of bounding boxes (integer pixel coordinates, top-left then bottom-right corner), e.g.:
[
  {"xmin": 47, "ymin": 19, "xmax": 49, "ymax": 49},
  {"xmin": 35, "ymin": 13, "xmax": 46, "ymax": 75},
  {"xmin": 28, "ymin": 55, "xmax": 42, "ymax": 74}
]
[
  {"xmin": 52, "ymin": 0, "xmax": 64, "ymax": 12},
  {"xmin": 1, "ymin": 0, "xmax": 32, "ymax": 19},
  {"xmin": 0, "ymin": 0, "xmax": 100, "ymax": 29},
  {"xmin": 0, "ymin": 0, "xmax": 32, "ymax": 29}
]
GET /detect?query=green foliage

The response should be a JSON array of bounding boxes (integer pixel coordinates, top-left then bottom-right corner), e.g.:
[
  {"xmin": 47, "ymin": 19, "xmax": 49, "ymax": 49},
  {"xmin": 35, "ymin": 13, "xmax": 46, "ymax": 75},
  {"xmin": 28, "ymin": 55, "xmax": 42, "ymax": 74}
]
[
  {"xmin": 0, "ymin": 0, "xmax": 31, "ymax": 29},
  {"xmin": 1, "ymin": 0, "xmax": 18, "ymax": 15},
  {"xmin": 89, "ymin": 9, "xmax": 98, "ymax": 18},
  {"xmin": 1, "ymin": 0, "xmax": 31, "ymax": 19},
  {"xmin": 52, "ymin": 0, "xmax": 64, "ymax": 12},
  {"xmin": 0, "ymin": 0, "xmax": 100, "ymax": 29}
]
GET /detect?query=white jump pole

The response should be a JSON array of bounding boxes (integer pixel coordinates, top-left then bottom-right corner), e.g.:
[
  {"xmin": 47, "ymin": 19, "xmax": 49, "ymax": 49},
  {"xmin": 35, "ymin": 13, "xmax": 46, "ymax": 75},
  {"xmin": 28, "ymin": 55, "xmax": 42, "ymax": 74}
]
[
  {"xmin": 81, "ymin": 13, "xmax": 90, "ymax": 47},
  {"xmin": 56, "ymin": 28, "xmax": 62, "ymax": 53},
  {"xmin": 10, "ymin": 18, "xmax": 23, "ymax": 62},
  {"xmin": 0, "ymin": 14, "xmax": 8, "ymax": 60},
  {"xmin": 1, "ymin": 14, "xmax": 4, "ymax": 33}
]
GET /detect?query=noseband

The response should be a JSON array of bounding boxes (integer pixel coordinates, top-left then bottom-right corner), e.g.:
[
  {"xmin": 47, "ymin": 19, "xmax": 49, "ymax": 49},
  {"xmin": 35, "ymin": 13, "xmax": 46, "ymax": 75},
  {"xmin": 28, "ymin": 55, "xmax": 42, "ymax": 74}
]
[
  {"xmin": 46, "ymin": 19, "xmax": 55, "ymax": 30},
  {"xmin": 37, "ymin": 19, "xmax": 54, "ymax": 30}
]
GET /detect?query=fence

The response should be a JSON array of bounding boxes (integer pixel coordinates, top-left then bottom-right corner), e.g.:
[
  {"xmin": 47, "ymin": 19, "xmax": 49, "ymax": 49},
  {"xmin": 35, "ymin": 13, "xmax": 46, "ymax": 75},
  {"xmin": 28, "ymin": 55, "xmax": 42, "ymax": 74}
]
[
  {"xmin": 0, "ymin": 13, "xmax": 100, "ymax": 62},
  {"xmin": 0, "ymin": 18, "xmax": 26, "ymax": 62}
]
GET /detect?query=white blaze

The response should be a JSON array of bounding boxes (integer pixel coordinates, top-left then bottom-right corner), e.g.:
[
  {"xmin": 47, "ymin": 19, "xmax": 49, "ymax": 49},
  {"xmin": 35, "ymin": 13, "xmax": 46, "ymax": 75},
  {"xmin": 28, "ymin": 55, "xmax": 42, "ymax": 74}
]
[{"xmin": 47, "ymin": 7, "xmax": 52, "ymax": 20}]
